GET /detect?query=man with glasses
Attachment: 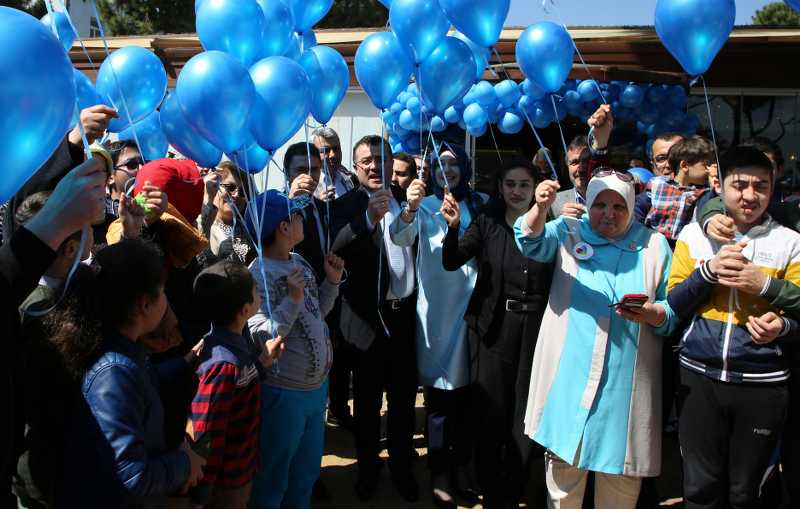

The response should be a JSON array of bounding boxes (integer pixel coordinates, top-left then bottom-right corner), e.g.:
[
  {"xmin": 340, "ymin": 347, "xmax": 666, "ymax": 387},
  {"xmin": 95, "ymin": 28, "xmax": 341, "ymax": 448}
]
[
  {"xmin": 550, "ymin": 105, "xmax": 614, "ymax": 219},
  {"xmin": 331, "ymin": 135, "xmax": 419, "ymax": 503},
  {"xmin": 105, "ymin": 139, "xmax": 144, "ymax": 212},
  {"xmin": 312, "ymin": 127, "xmax": 358, "ymax": 201},
  {"xmin": 651, "ymin": 132, "xmax": 685, "ymax": 177}
]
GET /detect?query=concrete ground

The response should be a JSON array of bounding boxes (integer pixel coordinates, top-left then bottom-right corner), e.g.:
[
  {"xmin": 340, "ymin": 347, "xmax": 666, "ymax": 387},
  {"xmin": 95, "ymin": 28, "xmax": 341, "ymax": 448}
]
[{"xmin": 314, "ymin": 392, "xmax": 686, "ymax": 509}]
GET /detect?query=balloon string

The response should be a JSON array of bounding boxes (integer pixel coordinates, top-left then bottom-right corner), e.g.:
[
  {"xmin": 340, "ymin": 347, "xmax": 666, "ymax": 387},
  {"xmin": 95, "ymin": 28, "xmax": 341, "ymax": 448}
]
[
  {"xmin": 488, "ymin": 123, "xmax": 504, "ymax": 167},
  {"xmin": 491, "ymin": 47, "xmax": 513, "ymax": 81},
  {"xmin": 89, "ymin": 0, "xmax": 147, "ymax": 177},
  {"xmin": 375, "ymin": 113, "xmax": 390, "ymax": 337},
  {"xmin": 520, "ymin": 107, "xmax": 559, "ymax": 182},
  {"xmin": 699, "ymin": 75, "xmax": 726, "ymax": 215},
  {"xmin": 551, "ymin": 94, "xmax": 569, "ymax": 161},
  {"xmin": 429, "ymin": 129, "xmax": 450, "ymax": 191},
  {"xmin": 52, "ymin": 0, "xmax": 99, "ymax": 75},
  {"xmin": 416, "ymin": 65, "xmax": 424, "ymax": 160}
]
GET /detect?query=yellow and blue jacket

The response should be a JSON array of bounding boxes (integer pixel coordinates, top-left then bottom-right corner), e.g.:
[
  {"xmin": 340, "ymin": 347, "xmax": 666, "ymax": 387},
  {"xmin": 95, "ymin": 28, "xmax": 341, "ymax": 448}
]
[{"xmin": 668, "ymin": 217, "xmax": 800, "ymax": 383}]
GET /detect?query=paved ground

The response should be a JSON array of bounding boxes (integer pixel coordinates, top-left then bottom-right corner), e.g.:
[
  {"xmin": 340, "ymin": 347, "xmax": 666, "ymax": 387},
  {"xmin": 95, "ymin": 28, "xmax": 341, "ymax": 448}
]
[{"xmin": 314, "ymin": 393, "xmax": 686, "ymax": 508}]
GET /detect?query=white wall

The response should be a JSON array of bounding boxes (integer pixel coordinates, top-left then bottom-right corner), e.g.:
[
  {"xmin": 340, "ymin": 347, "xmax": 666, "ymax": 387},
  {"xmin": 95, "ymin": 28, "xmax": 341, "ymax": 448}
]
[
  {"xmin": 64, "ymin": 0, "xmax": 95, "ymax": 38},
  {"xmin": 261, "ymin": 88, "xmax": 383, "ymax": 191}
]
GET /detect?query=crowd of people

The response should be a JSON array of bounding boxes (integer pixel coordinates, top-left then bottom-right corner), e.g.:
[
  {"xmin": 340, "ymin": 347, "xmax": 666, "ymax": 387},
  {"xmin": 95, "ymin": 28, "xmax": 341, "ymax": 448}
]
[{"xmin": 0, "ymin": 99, "xmax": 798, "ymax": 509}]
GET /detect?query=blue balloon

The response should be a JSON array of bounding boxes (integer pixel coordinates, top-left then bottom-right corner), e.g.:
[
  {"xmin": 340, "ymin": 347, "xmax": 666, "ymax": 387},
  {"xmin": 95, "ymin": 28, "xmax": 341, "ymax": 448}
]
[
  {"xmin": 620, "ymin": 84, "xmax": 644, "ymax": 108},
  {"xmin": 628, "ymin": 167, "xmax": 654, "ymax": 186},
  {"xmin": 407, "ymin": 83, "xmax": 419, "ymax": 95},
  {"xmin": 41, "ymin": 11, "xmax": 76, "ymax": 52},
  {"xmin": 577, "ymin": 80, "xmax": 600, "ymax": 103},
  {"xmin": 390, "ymin": 102, "xmax": 404, "ymax": 114},
  {"xmin": 74, "ymin": 69, "xmax": 102, "ymax": 111},
  {"xmin": 283, "ymin": 31, "xmax": 317, "ymax": 61},
  {"xmin": 788, "ymin": 0, "xmax": 800, "ymax": 12},
  {"xmin": 406, "ymin": 96, "xmax": 421, "ymax": 115},
  {"xmin": 0, "ymin": 6, "xmax": 76, "ymax": 204},
  {"xmin": 391, "ymin": 142, "xmax": 404, "ymax": 153},
  {"xmin": 255, "ymin": 0, "xmax": 295, "ymax": 58},
  {"xmin": 520, "ymin": 79, "xmax": 545, "ymax": 100},
  {"xmin": 394, "ymin": 124, "xmax": 410, "ymax": 137},
  {"xmin": 404, "ymin": 134, "xmax": 421, "ymax": 153},
  {"xmin": 646, "ymin": 85, "xmax": 667, "ymax": 105},
  {"xmin": 398, "ymin": 109, "xmax": 420, "ymax": 131},
  {"xmin": 495, "ymin": 80, "xmax": 521, "ymax": 109},
  {"xmin": 667, "ymin": 85, "xmax": 688, "ymax": 109},
  {"xmin": 638, "ymin": 103, "xmax": 659, "ymax": 124},
  {"xmin": 518, "ymin": 95, "xmax": 536, "ymax": 117},
  {"xmin": 250, "ymin": 56, "xmax": 311, "ymax": 152},
  {"xmin": 418, "ymin": 36, "xmax": 476, "ymax": 114},
  {"xmin": 228, "ymin": 136, "xmax": 271, "ymax": 173},
  {"xmin": 452, "ymin": 30, "xmax": 489, "ymax": 80},
  {"xmin": 379, "ymin": 0, "xmax": 393, "ymax": 8},
  {"xmin": 637, "ymin": 121, "xmax": 651, "ymax": 134},
  {"xmin": 473, "ymin": 81, "xmax": 497, "ymax": 108},
  {"xmin": 96, "ymin": 46, "xmax": 167, "ymax": 132},
  {"xmin": 286, "ymin": 0, "xmax": 333, "ymax": 33},
  {"xmin": 118, "ymin": 110, "xmax": 168, "ymax": 161},
  {"xmin": 439, "ymin": 0, "xmax": 509, "ymax": 48},
  {"xmin": 663, "ymin": 109, "xmax": 684, "ymax": 128},
  {"xmin": 197, "ymin": 0, "xmax": 266, "ymax": 68},
  {"xmin": 463, "ymin": 103, "xmax": 488, "ymax": 129},
  {"xmin": 462, "ymin": 86, "xmax": 478, "ymax": 106},
  {"xmin": 355, "ymin": 32, "xmax": 414, "ymax": 109},
  {"xmin": 299, "ymin": 45, "xmax": 348, "ymax": 124},
  {"xmin": 397, "ymin": 91, "xmax": 411, "ymax": 105},
  {"xmin": 606, "ymin": 83, "xmax": 622, "ymax": 102},
  {"xmin": 160, "ymin": 92, "xmax": 222, "ymax": 168},
  {"xmin": 430, "ymin": 115, "xmax": 447, "ymax": 132},
  {"xmin": 681, "ymin": 112, "xmax": 701, "ymax": 134},
  {"xmin": 444, "ymin": 105, "xmax": 462, "ymax": 124},
  {"xmin": 563, "ymin": 90, "xmax": 581, "ymax": 111},
  {"xmin": 176, "ymin": 51, "xmax": 255, "ymax": 153},
  {"xmin": 467, "ymin": 122, "xmax": 487, "ymax": 137},
  {"xmin": 516, "ymin": 22, "xmax": 574, "ymax": 93},
  {"xmin": 498, "ymin": 111, "xmax": 523, "ymax": 134},
  {"xmin": 655, "ymin": 0, "xmax": 735, "ymax": 76},
  {"xmin": 390, "ymin": 0, "xmax": 450, "ymax": 64},
  {"xmin": 533, "ymin": 105, "xmax": 552, "ymax": 129}
]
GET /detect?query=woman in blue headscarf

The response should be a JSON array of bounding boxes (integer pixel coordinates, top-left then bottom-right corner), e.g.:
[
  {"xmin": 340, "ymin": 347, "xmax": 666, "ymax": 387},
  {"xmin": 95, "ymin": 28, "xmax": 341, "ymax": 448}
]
[{"xmin": 390, "ymin": 143, "xmax": 487, "ymax": 507}]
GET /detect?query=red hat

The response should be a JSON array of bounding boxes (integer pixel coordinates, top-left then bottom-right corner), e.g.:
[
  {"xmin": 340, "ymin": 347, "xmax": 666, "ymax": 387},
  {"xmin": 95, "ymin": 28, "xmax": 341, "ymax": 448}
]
[{"xmin": 133, "ymin": 159, "xmax": 204, "ymax": 224}]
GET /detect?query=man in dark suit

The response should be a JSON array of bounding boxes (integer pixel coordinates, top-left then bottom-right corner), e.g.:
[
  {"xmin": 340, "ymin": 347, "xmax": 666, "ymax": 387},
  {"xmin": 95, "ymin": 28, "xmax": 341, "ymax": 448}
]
[{"xmin": 331, "ymin": 135, "xmax": 419, "ymax": 502}]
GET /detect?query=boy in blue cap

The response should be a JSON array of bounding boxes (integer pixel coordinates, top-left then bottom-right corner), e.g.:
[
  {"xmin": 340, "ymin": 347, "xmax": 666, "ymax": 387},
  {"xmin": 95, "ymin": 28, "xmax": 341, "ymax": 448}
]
[{"xmin": 245, "ymin": 190, "xmax": 344, "ymax": 509}]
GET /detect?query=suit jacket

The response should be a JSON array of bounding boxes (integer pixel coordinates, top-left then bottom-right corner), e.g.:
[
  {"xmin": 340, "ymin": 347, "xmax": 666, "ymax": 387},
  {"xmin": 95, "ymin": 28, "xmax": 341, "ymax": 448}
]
[
  {"xmin": 331, "ymin": 185, "xmax": 413, "ymax": 350},
  {"xmin": 294, "ymin": 197, "xmax": 329, "ymax": 281}
]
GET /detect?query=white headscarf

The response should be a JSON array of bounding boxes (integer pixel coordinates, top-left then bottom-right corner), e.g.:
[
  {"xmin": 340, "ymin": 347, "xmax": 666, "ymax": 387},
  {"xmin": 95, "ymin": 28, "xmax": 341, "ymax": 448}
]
[{"xmin": 585, "ymin": 173, "xmax": 636, "ymax": 233}]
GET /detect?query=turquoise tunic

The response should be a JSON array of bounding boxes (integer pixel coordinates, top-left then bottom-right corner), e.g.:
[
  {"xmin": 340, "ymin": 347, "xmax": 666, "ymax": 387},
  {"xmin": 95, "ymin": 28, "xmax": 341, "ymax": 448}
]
[{"xmin": 390, "ymin": 194, "xmax": 484, "ymax": 390}]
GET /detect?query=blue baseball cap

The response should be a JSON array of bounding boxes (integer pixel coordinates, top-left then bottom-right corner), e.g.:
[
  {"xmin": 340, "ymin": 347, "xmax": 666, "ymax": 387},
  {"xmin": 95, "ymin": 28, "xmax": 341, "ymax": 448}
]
[{"xmin": 244, "ymin": 190, "xmax": 311, "ymax": 241}]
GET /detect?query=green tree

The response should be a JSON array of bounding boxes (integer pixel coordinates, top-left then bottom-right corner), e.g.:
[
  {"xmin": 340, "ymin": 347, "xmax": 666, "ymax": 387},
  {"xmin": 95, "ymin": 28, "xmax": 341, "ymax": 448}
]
[
  {"xmin": 318, "ymin": 0, "xmax": 389, "ymax": 29},
  {"xmin": 0, "ymin": 0, "xmax": 45, "ymax": 17},
  {"xmin": 752, "ymin": 2, "xmax": 800, "ymax": 26},
  {"xmin": 96, "ymin": 0, "xmax": 194, "ymax": 36}
]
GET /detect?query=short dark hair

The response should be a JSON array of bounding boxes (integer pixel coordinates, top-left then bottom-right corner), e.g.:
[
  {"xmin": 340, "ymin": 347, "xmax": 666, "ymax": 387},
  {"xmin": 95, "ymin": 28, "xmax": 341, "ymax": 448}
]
[
  {"xmin": 15, "ymin": 191, "xmax": 81, "ymax": 249},
  {"xmin": 393, "ymin": 152, "xmax": 417, "ymax": 173},
  {"xmin": 283, "ymin": 142, "xmax": 321, "ymax": 171},
  {"xmin": 352, "ymin": 135, "xmax": 392, "ymax": 163},
  {"xmin": 742, "ymin": 136, "xmax": 784, "ymax": 168},
  {"xmin": 193, "ymin": 260, "xmax": 255, "ymax": 327},
  {"xmin": 103, "ymin": 139, "xmax": 139, "ymax": 166},
  {"xmin": 653, "ymin": 132, "xmax": 685, "ymax": 145},
  {"xmin": 719, "ymin": 145, "xmax": 774, "ymax": 183},
  {"xmin": 667, "ymin": 135, "xmax": 714, "ymax": 174},
  {"xmin": 565, "ymin": 136, "xmax": 588, "ymax": 164},
  {"xmin": 216, "ymin": 161, "xmax": 246, "ymax": 188},
  {"xmin": 95, "ymin": 240, "xmax": 165, "ymax": 329}
]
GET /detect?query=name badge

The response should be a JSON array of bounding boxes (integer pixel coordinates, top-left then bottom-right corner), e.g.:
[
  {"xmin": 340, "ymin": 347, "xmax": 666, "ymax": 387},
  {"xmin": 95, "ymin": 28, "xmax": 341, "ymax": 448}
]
[{"xmin": 573, "ymin": 241, "xmax": 594, "ymax": 260}]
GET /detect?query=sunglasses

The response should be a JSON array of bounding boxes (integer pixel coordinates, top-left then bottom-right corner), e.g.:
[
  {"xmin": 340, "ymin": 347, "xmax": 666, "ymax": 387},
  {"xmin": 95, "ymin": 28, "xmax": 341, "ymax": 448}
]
[
  {"xmin": 115, "ymin": 157, "xmax": 144, "ymax": 172},
  {"xmin": 593, "ymin": 169, "xmax": 634, "ymax": 183},
  {"xmin": 220, "ymin": 183, "xmax": 242, "ymax": 197}
]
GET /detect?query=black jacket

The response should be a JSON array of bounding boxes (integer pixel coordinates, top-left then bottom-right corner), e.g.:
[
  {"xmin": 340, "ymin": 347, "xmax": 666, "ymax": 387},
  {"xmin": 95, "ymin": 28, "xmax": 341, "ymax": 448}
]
[
  {"xmin": 331, "ymin": 185, "xmax": 412, "ymax": 336},
  {"xmin": 442, "ymin": 205, "xmax": 554, "ymax": 343},
  {"xmin": 294, "ymin": 197, "xmax": 330, "ymax": 282}
]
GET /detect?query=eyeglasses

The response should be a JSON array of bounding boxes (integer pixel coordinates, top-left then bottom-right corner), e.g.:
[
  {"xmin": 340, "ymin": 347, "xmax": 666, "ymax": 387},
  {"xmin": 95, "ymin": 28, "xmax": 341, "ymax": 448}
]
[
  {"xmin": 115, "ymin": 157, "xmax": 144, "ymax": 172},
  {"xmin": 220, "ymin": 183, "xmax": 241, "ymax": 197},
  {"xmin": 653, "ymin": 154, "xmax": 669, "ymax": 164},
  {"xmin": 318, "ymin": 145, "xmax": 339, "ymax": 155},
  {"xmin": 593, "ymin": 169, "xmax": 634, "ymax": 183},
  {"xmin": 355, "ymin": 157, "xmax": 386, "ymax": 169}
]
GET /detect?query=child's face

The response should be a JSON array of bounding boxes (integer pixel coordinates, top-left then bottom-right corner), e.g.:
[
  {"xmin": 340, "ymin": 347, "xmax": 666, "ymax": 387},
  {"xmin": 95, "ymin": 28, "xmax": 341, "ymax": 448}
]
[
  {"xmin": 141, "ymin": 285, "xmax": 168, "ymax": 336},
  {"xmin": 722, "ymin": 167, "xmax": 772, "ymax": 226},
  {"xmin": 685, "ymin": 160, "xmax": 709, "ymax": 184},
  {"xmin": 242, "ymin": 283, "xmax": 261, "ymax": 321},
  {"xmin": 288, "ymin": 213, "xmax": 304, "ymax": 247}
]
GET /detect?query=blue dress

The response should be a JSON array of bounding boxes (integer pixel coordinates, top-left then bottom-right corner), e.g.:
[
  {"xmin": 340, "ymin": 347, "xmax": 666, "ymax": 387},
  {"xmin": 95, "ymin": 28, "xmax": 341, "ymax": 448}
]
[{"xmin": 390, "ymin": 194, "xmax": 484, "ymax": 389}]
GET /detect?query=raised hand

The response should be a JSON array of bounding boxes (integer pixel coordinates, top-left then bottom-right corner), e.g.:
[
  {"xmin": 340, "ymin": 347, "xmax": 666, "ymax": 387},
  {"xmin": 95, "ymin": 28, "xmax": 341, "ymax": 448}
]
[
  {"xmin": 367, "ymin": 189, "xmax": 392, "ymax": 225},
  {"xmin": 324, "ymin": 254, "xmax": 345, "ymax": 284},
  {"xmin": 440, "ymin": 190, "xmax": 461, "ymax": 228},
  {"xmin": 535, "ymin": 180, "xmax": 561, "ymax": 210},
  {"xmin": 287, "ymin": 267, "xmax": 306, "ymax": 304}
]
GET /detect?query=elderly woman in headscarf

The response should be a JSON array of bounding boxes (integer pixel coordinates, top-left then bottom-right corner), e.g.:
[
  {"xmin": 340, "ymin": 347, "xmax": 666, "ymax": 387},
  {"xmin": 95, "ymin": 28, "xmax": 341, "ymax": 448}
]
[
  {"xmin": 513, "ymin": 170, "xmax": 677, "ymax": 509},
  {"xmin": 389, "ymin": 143, "xmax": 487, "ymax": 507}
]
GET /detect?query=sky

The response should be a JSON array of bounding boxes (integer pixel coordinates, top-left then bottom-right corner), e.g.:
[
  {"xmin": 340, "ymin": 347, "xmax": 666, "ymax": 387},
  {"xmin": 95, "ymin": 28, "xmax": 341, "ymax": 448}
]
[{"xmin": 507, "ymin": 0, "xmax": 775, "ymax": 27}]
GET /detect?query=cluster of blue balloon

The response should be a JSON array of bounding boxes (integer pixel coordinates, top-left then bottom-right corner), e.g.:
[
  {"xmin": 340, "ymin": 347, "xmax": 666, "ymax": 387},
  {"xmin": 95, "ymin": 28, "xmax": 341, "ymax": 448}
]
[
  {"xmin": 384, "ymin": 77, "xmax": 700, "ymax": 155},
  {"xmin": 79, "ymin": 0, "xmax": 344, "ymax": 171}
]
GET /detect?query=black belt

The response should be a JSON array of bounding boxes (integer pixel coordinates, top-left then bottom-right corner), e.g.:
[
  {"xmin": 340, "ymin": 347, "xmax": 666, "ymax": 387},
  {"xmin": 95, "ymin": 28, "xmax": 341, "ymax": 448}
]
[
  {"xmin": 385, "ymin": 295, "xmax": 413, "ymax": 310},
  {"xmin": 505, "ymin": 299, "xmax": 540, "ymax": 313}
]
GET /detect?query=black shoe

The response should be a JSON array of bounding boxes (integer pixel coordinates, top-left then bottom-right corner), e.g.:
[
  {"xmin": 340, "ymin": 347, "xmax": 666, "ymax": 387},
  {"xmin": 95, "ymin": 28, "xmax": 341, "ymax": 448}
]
[
  {"xmin": 391, "ymin": 470, "xmax": 420, "ymax": 502},
  {"xmin": 355, "ymin": 462, "xmax": 382, "ymax": 501},
  {"xmin": 432, "ymin": 473, "xmax": 457, "ymax": 509},
  {"xmin": 312, "ymin": 478, "xmax": 332, "ymax": 501},
  {"xmin": 327, "ymin": 413, "xmax": 355, "ymax": 431}
]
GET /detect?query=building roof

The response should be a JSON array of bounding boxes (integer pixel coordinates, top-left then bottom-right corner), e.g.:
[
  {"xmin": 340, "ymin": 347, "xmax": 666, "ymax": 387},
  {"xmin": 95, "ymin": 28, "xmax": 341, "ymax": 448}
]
[{"xmin": 70, "ymin": 26, "xmax": 800, "ymax": 90}]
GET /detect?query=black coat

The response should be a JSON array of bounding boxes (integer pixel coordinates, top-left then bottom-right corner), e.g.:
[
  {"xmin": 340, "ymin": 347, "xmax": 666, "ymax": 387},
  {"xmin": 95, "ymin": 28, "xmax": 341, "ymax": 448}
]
[
  {"xmin": 331, "ymin": 185, "xmax": 411, "ymax": 336},
  {"xmin": 441, "ymin": 204, "xmax": 554, "ymax": 344},
  {"xmin": 294, "ymin": 197, "xmax": 330, "ymax": 281}
]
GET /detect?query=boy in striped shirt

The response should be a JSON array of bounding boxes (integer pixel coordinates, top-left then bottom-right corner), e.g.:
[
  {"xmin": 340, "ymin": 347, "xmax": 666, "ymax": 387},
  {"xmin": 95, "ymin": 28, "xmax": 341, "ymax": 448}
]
[{"xmin": 190, "ymin": 260, "xmax": 279, "ymax": 508}]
